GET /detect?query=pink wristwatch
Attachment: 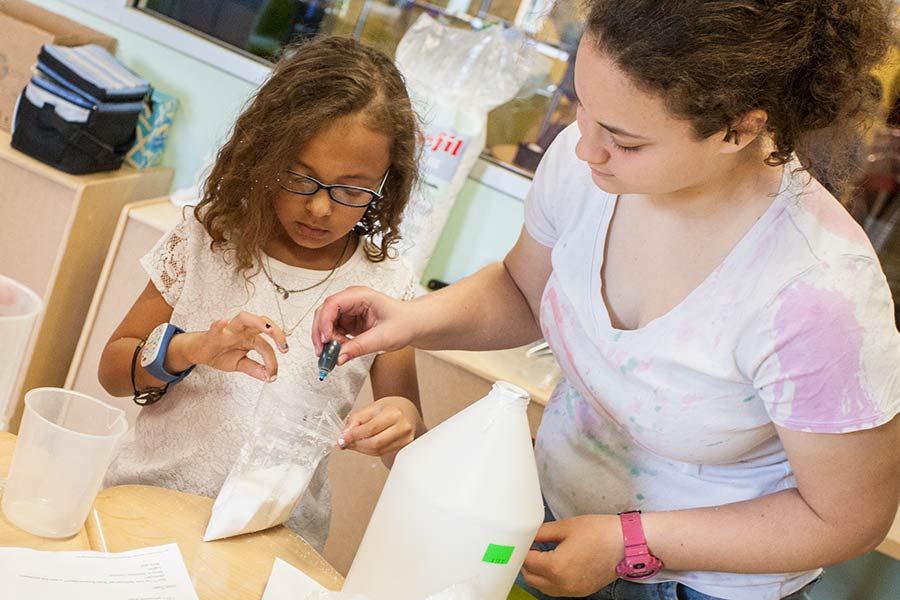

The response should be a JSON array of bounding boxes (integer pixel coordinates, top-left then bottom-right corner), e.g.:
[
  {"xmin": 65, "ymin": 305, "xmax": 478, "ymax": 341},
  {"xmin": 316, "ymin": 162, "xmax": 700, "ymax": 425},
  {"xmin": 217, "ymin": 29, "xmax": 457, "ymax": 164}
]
[{"xmin": 615, "ymin": 510, "xmax": 663, "ymax": 580}]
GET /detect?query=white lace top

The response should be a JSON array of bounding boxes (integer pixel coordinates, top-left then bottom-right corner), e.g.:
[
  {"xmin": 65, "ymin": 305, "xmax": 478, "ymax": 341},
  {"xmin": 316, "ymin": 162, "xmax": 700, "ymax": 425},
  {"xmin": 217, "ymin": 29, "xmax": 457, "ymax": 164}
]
[{"xmin": 105, "ymin": 212, "xmax": 418, "ymax": 551}]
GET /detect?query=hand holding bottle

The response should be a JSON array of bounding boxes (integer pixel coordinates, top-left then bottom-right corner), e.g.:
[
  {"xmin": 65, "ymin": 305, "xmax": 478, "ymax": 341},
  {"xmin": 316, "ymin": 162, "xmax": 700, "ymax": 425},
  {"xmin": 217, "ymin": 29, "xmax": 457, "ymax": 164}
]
[{"xmin": 312, "ymin": 286, "xmax": 419, "ymax": 364}]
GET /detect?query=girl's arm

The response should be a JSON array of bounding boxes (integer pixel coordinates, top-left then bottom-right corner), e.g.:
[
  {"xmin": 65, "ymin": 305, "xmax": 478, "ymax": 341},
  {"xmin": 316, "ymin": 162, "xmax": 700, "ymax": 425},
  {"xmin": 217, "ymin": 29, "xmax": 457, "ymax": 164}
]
[
  {"xmin": 312, "ymin": 227, "xmax": 553, "ymax": 362},
  {"xmin": 98, "ymin": 281, "xmax": 287, "ymax": 397},
  {"xmin": 648, "ymin": 419, "xmax": 900, "ymax": 571},
  {"xmin": 98, "ymin": 281, "xmax": 178, "ymax": 396},
  {"xmin": 522, "ymin": 416, "xmax": 900, "ymax": 596},
  {"xmin": 340, "ymin": 346, "xmax": 425, "ymax": 467}
]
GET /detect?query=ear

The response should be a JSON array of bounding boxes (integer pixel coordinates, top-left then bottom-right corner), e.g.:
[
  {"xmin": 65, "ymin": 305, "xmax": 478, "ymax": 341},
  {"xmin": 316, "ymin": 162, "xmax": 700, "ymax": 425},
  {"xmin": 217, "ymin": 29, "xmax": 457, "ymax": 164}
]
[{"xmin": 719, "ymin": 109, "xmax": 769, "ymax": 154}]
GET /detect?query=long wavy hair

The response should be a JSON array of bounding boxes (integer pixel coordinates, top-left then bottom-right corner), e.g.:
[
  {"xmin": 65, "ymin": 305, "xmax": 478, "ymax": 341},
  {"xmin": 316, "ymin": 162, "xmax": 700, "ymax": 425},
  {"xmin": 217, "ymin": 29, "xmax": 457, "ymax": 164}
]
[
  {"xmin": 584, "ymin": 0, "xmax": 895, "ymax": 192},
  {"xmin": 195, "ymin": 36, "xmax": 420, "ymax": 275}
]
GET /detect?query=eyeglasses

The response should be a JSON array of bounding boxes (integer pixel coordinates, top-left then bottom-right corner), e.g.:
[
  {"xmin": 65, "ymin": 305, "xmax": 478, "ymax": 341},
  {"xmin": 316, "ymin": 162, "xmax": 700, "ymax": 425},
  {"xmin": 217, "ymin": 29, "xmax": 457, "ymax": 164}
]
[{"xmin": 279, "ymin": 169, "xmax": 389, "ymax": 208}]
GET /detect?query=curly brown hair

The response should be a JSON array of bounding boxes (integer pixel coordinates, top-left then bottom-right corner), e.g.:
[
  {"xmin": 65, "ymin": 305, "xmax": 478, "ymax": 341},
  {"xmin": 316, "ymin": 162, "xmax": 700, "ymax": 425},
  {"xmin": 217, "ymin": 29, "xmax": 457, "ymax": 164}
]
[
  {"xmin": 195, "ymin": 36, "xmax": 420, "ymax": 275},
  {"xmin": 584, "ymin": 0, "xmax": 895, "ymax": 191}
]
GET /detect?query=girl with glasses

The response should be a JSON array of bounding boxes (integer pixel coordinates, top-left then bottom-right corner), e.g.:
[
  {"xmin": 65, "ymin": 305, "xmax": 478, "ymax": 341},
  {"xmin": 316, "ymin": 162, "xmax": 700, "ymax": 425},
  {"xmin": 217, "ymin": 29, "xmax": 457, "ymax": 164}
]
[
  {"xmin": 313, "ymin": 1, "xmax": 900, "ymax": 598},
  {"xmin": 98, "ymin": 36, "xmax": 425, "ymax": 552}
]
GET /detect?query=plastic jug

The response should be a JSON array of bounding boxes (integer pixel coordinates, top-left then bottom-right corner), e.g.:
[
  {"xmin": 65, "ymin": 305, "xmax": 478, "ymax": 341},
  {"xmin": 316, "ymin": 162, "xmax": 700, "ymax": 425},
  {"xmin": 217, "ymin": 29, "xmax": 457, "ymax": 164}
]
[
  {"xmin": 0, "ymin": 274, "xmax": 43, "ymax": 431},
  {"xmin": 2, "ymin": 387, "xmax": 127, "ymax": 538},
  {"xmin": 343, "ymin": 381, "xmax": 544, "ymax": 600}
]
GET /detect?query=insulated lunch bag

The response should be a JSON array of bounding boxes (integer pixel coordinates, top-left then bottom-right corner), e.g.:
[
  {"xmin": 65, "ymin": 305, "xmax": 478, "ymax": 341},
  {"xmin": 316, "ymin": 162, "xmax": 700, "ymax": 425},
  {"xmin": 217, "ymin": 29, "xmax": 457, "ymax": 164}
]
[{"xmin": 11, "ymin": 44, "xmax": 151, "ymax": 174}]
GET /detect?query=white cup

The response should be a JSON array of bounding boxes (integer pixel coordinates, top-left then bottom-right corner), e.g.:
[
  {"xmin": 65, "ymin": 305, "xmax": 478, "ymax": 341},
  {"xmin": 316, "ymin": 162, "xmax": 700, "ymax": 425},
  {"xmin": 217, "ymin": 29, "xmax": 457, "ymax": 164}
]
[
  {"xmin": 2, "ymin": 388, "xmax": 127, "ymax": 538},
  {"xmin": 0, "ymin": 274, "xmax": 43, "ymax": 431}
]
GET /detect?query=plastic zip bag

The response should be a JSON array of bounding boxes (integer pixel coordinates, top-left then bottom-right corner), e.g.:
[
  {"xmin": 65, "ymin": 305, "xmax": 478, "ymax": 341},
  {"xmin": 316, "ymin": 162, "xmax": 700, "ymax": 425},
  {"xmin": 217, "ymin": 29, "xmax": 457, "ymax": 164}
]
[{"xmin": 204, "ymin": 376, "xmax": 344, "ymax": 541}]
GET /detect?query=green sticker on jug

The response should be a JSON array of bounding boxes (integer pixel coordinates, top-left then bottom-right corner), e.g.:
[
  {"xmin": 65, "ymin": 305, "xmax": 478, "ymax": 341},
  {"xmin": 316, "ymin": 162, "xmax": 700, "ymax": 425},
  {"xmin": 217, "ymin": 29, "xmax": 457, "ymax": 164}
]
[{"xmin": 482, "ymin": 543, "xmax": 515, "ymax": 564}]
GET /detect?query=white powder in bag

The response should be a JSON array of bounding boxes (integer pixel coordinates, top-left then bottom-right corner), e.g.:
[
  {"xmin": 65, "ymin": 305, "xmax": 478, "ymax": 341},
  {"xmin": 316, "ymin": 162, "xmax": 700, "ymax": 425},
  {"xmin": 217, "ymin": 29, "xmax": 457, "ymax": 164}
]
[{"xmin": 204, "ymin": 463, "xmax": 314, "ymax": 541}]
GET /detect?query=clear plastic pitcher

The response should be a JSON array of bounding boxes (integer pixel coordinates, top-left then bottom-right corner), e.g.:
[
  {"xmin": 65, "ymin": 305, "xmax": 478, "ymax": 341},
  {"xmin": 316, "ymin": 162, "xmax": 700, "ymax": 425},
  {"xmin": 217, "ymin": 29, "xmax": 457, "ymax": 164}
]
[
  {"xmin": 2, "ymin": 387, "xmax": 127, "ymax": 538},
  {"xmin": 0, "ymin": 274, "xmax": 43, "ymax": 431}
]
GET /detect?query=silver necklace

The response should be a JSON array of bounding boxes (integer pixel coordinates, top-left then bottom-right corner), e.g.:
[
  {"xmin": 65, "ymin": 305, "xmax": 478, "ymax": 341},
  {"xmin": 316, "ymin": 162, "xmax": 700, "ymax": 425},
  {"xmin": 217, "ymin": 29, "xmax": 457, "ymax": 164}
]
[
  {"xmin": 263, "ymin": 237, "xmax": 353, "ymax": 337},
  {"xmin": 261, "ymin": 235, "xmax": 351, "ymax": 300}
]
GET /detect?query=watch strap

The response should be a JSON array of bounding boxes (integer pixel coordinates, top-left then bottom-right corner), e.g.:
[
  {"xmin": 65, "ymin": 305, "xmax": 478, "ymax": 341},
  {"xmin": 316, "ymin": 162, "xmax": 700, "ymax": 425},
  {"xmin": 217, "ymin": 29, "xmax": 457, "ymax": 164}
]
[
  {"xmin": 616, "ymin": 510, "xmax": 663, "ymax": 580},
  {"xmin": 131, "ymin": 337, "xmax": 168, "ymax": 406},
  {"xmin": 141, "ymin": 323, "xmax": 194, "ymax": 384}
]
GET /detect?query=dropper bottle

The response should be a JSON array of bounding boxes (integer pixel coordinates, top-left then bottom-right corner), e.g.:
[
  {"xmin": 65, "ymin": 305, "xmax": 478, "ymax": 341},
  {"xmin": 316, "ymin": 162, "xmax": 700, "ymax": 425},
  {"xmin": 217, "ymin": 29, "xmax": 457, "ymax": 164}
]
[{"xmin": 318, "ymin": 340, "xmax": 341, "ymax": 381}]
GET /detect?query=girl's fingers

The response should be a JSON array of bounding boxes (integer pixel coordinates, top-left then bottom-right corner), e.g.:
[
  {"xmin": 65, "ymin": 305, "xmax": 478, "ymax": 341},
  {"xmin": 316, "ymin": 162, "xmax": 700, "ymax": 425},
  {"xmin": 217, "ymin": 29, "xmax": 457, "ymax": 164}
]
[
  {"xmin": 226, "ymin": 312, "xmax": 288, "ymax": 357},
  {"xmin": 344, "ymin": 403, "xmax": 382, "ymax": 429},
  {"xmin": 233, "ymin": 310, "xmax": 264, "ymax": 329},
  {"xmin": 350, "ymin": 425, "xmax": 408, "ymax": 456},
  {"xmin": 251, "ymin": 334, "xmax": 279, "ymax": 380},
  {"xmin": 235, "ymin": 355, "xmax": 269, "ymax": 382},
  {"xmin": 344, "ymin": 407, "xmax": 415, "ymax": 454},
  {"xmin": 341, "ymin": 407, "xmax": 390, "ymax": 448},
  {"xmin": 209, "ymin": 318, "xmax": 228, "ymax": 335},
  {"xmin": 347, "ymin": 426, "xmax": 392, "ymax": 455},
  {"xmin": 343, "ymin": 413, "xmax": 363, "ymax": 431},
  {"xmin": 258, "ymin": 313, "xmax": 289, "ymax": 353},
  {"xmin": 233, "ymin": 311, "xmax": 286, "ymax": 343}
]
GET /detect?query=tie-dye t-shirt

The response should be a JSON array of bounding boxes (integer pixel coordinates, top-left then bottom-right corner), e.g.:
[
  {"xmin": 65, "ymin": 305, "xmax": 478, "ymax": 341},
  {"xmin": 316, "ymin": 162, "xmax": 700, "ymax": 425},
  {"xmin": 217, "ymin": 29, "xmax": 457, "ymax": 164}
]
[{"xmin": 525, "ymin": 124, "xmax": 900, "ymax": 600}]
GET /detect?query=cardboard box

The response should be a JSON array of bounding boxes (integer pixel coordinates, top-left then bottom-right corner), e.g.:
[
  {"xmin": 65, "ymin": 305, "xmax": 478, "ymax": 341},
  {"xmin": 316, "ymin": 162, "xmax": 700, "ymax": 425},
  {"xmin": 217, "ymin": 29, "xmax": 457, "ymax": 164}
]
[{"xmin": 0, "ymin": 0, "xmax": 116, "ymax": 131}]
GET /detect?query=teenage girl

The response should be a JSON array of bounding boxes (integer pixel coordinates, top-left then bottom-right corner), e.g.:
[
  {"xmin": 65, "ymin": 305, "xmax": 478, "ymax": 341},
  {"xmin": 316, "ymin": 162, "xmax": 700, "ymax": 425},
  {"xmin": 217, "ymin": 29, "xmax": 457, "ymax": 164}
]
[{"xmin": 314, "ymin": 2, "xmax": 900, "ymax": 597}]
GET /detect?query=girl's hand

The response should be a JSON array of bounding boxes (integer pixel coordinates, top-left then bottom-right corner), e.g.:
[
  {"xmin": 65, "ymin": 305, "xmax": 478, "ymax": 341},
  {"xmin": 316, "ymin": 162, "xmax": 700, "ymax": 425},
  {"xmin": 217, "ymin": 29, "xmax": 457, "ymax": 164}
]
[
  {"xmin": 521, "ymin": 514, "xmax": 623, "ymax": 597},
  {"xmin": 338, "ymin": 396, "xmax": 425, "ymax": 456},
  {"xmin": 312, "ymin": 286, "xmax": 417, "ymax": 364},
  {"xmin": 174, "ymin": 311, "xmax": 289, "ymax": 382}
]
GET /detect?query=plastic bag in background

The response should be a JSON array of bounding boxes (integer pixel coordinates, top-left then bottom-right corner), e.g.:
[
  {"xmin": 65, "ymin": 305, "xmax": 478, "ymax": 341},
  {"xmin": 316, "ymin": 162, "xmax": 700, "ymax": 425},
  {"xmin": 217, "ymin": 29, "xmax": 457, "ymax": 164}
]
[
  {"xmin": 203, "ymin": 376, "xmax": 344, "ymax": 541},
  {"xmin": 394, "ymin": 14, "xmax": 547, "ymax": 277},
  {"xmin": 304, "ymin": 582, "xmax": 478, "ymax": 600}
]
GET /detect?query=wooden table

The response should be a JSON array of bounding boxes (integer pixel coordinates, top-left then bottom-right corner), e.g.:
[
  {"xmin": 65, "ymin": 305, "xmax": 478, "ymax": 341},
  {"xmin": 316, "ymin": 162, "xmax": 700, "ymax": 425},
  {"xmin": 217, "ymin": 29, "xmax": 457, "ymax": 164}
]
[
  {"xmin": 2, "ymin": 429, "xmax": 896, "ymax": 599},
  {"xmin": 0, "ymin": 432, "xmax": 342, "ymax": 598}
]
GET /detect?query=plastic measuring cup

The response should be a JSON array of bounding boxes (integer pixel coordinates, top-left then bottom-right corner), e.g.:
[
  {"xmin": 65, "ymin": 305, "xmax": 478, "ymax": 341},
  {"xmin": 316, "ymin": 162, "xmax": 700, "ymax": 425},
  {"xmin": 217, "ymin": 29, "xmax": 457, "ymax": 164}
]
[
  {"xmin": 2, "ymin": 388, "xmax": 127, "ymax": 538},
  {"xmin": 0, "ymin": 274, "xmax": 43, "ymax": 431}
]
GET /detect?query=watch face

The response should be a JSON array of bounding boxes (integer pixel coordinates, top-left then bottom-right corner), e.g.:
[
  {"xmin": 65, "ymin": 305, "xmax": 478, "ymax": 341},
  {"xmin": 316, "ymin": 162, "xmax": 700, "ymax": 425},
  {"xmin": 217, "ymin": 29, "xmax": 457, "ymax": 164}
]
[
  {"xmin": 617, "ymin": 554, "xmax": 664, "ymax": 580},
  {"xmin": 140, "ymin": 324, "xmax": 168, "ymax": 368}
]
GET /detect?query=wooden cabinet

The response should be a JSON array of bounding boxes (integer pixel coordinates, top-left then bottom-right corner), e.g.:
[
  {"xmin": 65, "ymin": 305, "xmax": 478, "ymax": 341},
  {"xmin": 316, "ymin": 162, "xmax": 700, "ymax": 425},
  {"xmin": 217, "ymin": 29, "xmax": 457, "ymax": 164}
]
[
  {"xmin": 0, "ymin": 131, "xmax": 172, "ymax": 431},
  {"xmin": 65, "ymin": 198, "xmax": 184, "ymax": 423}
]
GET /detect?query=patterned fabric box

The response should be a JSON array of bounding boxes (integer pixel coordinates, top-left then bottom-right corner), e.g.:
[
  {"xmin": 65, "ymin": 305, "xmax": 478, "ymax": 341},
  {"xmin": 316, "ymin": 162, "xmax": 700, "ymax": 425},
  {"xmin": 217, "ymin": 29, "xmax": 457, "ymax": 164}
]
[{"xmin": 126, "ymin": 89, "xmax": 177, "ymax": 169}]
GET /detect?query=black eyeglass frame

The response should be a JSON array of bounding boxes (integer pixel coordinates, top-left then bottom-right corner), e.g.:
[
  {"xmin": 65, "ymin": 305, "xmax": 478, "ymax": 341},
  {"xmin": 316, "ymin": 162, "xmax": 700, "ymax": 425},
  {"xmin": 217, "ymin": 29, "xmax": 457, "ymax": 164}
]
[{"xmin": 279, "ymin": 169, "xmax": 390, "ymax": 208}]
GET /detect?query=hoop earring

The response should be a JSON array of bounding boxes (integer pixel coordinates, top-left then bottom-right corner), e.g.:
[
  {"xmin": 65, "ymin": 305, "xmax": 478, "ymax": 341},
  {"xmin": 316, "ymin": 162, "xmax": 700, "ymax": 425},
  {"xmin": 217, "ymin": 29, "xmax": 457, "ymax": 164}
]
[{"xmin": 724, "ymin": 129, "xmax": 741, "ymax": 145}]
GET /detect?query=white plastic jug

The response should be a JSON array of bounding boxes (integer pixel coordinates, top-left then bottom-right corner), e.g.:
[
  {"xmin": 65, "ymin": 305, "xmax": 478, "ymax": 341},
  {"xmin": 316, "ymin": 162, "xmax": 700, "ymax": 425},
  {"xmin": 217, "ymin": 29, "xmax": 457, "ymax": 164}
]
[
  {"xmin": 2, "ymin": 388, "xmax": 127, "ymax": 538},
  {"xmin": 343, "ymin": 381, "xmax": 544, "ymax": 600},
  {"xmin": 0, "ymin": 274, "xmax": 43, "ymax": 431}
]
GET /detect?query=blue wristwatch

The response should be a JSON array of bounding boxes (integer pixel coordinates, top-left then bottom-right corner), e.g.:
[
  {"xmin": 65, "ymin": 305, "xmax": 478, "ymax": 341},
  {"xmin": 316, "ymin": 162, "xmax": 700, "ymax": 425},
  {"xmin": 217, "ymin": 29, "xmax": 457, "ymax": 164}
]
[{"xmin": 140, "ymin": 323, "xmax": 195, "ymax": 384}]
